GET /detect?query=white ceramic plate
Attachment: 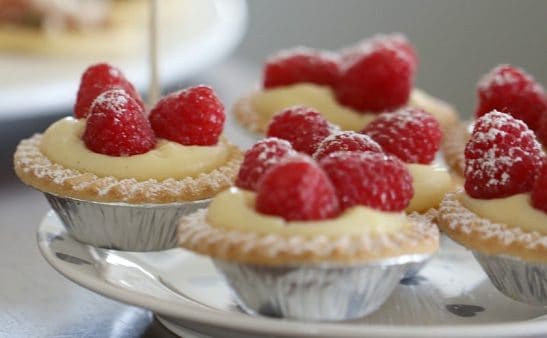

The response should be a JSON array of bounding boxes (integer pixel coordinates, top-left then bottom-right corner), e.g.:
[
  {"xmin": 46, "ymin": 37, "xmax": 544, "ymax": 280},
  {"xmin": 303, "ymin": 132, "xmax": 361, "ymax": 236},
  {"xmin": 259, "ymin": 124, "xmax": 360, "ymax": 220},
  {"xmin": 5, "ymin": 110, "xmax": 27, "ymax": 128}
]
[
  {"xmin": 0, "ymin": 0, "xmax": 247, "ymax": 120},
  {"xmin": 37, "ymin": 211, "xmax": 547, "ymax": 338}
]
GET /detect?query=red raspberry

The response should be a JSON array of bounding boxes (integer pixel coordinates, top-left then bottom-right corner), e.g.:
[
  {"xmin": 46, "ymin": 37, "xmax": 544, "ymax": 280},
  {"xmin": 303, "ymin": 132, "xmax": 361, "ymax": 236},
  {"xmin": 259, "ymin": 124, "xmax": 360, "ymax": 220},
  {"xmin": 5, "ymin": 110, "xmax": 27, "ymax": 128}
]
[
  {"xmin": 255, "ymin": 156, "xmax": 340, "ymax": 221},
  {"xmin": 149, "ymin": 85, "xmax": 225, "ymax": 146},
  {"xmin": 83, "ymin": 89, "xmax": 156, "ymax": 156},
  {"xmin": 335, "ymin": 37, "xmax": 415, "ymax": 112},
  {"xmin": 236, "ymin": 138, "xmax": 297, "ymax": 191},
  {"xmin": 266, "ymin": 106, "xmax": 336, "ymax": 155},
  {"xmin": 74, "ymin": 63, "xmax": 145, "ymax": 119},
  {"xmin": 313, "ymin": 131, "xmax": 383, "ymax": 160},
  {"xmin": 475, "ymin": 65, "xmax": 547, "ymax": 131},
  {"xmin": 362, "ymin": 107, "xmax": 442, "ymax": 164},
  {"xmin": 263, "ymin": 48, "xmax": 340, "ymax": 89},
  {"xmin": 531, "ymin": 159, "xmax": 547, "ymax": 213},
  {"xmin": 319, "ymin": 151, "xmax": 413, "ymax": 212},
  {"xmin": 342, "ymin": 33, "xmax": 418, "ymax": 73},
  {"xmin": 537, "ymin": 113, "xmax": 547, "ymax": 147},
  {"xmin": 464, "ymin": 111, "xmax": 544, "ymax": 199}
]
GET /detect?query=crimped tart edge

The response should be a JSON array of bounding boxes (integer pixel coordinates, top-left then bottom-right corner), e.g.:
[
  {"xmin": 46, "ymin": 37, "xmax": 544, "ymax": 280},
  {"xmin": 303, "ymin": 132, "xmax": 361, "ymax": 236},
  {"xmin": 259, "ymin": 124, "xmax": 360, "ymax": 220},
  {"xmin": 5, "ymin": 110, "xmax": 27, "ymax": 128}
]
[
  {"xmin": 178, "ymin": 209, "xmax": 439, "ymax": 266},
  {"xmin": 438, "ymin": 192, "xmax": 547, "ymax": 263},
  {"xmin": 441, "ymin": 120, "xmax": 469, "ymax": 178},
  {"xmin": 14, "ymin": 134, "xmax": 243, "ymax": 204},
  {"xmin": 232, "ymin": 88, "xmax": 460, "ymax": 135}
]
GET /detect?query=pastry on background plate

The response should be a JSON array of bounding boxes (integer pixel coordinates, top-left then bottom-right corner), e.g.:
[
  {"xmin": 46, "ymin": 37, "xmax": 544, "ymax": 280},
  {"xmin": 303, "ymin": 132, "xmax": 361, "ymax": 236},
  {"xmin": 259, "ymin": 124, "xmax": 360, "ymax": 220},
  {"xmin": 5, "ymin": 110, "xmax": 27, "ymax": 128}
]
[
  {"xmin": 14, "ymin": 63, "xmax": 242, "ymax": 251},
  {"xmin": 0, "ymin": 0, "xmax": 188, "ymax": 56},
  {"xmin": 438, "ymin": 110, "xmax": 547, "ymax": 305},
  {"xmin": 234, "ymin": 33, "xmax": 458, "ymax": 134},
  {"xmin": 179, "ymin": 139, "xmax": 439, "ymax": 321}
]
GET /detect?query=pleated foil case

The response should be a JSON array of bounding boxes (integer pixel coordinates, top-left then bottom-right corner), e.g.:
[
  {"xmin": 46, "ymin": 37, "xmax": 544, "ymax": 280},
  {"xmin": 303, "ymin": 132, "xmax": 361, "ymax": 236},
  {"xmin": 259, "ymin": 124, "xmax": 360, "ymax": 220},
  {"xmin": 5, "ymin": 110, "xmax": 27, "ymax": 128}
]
[
  {"xmin": 473, "ymin": 251, "xmax": 547, "ymax": 306},
  {"xmin": 45, "ymin": 193, "xmax": 210, "ymax": 251},
  {"xmin": 214, "ymin": 253, "xmax": 431, "ymax": 321}
]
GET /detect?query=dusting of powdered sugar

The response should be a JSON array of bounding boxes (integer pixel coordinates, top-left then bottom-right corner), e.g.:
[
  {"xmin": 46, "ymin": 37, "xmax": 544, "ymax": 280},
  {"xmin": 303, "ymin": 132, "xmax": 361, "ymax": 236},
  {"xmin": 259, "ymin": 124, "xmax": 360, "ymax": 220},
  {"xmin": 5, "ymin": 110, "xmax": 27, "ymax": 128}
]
[
  {"xmin": 439, "ymin": 193, "xmax": 547, "ymax": 250},
  {"xmin": 14, "ymin": 135, "xmax": 242, "ymax": 203},
  {"xmin": 178, "ymin": 209, "xmax": 439, "ymax": 262},
  {"xmin": 477, "ymin": 64, "xmax": 546, "ymax": 99},
  {"xmin": 465, "ymin": 110, "xmax": 543, "ymax": 188},
  {"xmin": 89, "ymin": 89, "xmax": 130, "ymax": 115},
  {"xmin": 339, "ymin": 33, "xmax": 413, "ymax": 70}
]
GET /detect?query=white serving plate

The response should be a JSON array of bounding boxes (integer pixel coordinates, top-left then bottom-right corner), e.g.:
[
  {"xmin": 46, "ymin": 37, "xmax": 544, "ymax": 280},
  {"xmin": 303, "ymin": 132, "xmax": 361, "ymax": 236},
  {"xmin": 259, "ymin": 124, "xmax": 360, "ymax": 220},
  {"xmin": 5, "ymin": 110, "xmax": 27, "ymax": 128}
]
[
  {"xmin": 0, "ymin": 0, "xmax": 247, "ymax": 120},
  {"xmin": 37, "ymin": 211, "xmax": 547, "ymax": 338}
]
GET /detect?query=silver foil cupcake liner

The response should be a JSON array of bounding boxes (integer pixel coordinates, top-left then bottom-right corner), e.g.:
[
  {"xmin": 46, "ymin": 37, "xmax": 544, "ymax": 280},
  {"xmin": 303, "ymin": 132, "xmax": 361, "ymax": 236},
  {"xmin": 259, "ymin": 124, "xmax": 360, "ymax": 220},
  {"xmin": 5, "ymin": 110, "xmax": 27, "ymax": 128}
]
[
  {"xmin": 401, "ymin": 259, "xmax": 428, "ymax": 280},
  {"xmin": 473, "ymin": 251, "xmax": 547, "ymax": 306},
  {"xmin": 213, "ymin": 253, "xmax": 431, "ymax": 321},
  {"xmin": 45, "ymin": 193, "xmax": 210, "ymax": 251}
]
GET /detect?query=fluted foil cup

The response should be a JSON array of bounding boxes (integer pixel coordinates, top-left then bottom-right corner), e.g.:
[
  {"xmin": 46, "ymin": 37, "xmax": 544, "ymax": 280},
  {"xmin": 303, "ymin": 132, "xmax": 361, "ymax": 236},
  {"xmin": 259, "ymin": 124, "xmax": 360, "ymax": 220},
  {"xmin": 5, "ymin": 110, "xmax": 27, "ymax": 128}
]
[
  {"xmin": 473, "ymin": 251, "xmax": 547, "ymax": 306},
  {"xmin": 45, "ymin": 193, "xmax": 210, "ymax": 251},
  {"xmin": 402, "ymin": 260, "xmax": 428, "ymax": 280},
  {"xmin": 213, "ymin": 253, "xmax": 431, "ymax": 321}
]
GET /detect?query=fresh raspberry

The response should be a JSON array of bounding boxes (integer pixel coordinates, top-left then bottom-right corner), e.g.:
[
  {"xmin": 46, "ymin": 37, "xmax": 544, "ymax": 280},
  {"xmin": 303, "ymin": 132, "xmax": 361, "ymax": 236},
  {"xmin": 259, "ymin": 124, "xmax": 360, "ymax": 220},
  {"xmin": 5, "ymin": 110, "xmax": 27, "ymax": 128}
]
[
  {"xmin": 319, "ymin": 151, "xmax": 413, "ymax": 212},
  {"xmin": 236, "ymin": 138, "xmax": 297, "ymax": 191},
  {"xmin": 266, "ymin": 106, "xmax": 336, "ymax": 155},
  {"xmin": 313, "ymin": 131, "xmax": 383, "ymax": 160},
  {"xmin": 263, "ymin": 48, "xmax": 340, "ymax": 89},
  {"xmin": 335, "ymin": 36, "xmax": 415, "ymax": 113},
  {"xmin": 149, "ymin": 85, "xmax": 225, "ymax": 146},
  {"xmin": 342, "ymin": 33, "xmax": 418, "ymax": 74},
  {"xmin": 464, "ymin": 110, "xmax": 544, "ymax": 199},
  {"xmin": 255, "ymin": 156, "xmax": 340, "ymax": 221},
  {"xmin": 531, "ymin": 159, "xmax": 547, "ymax": 213},
  {"xmin": 362, "ymin": 107, "xmax": 442, "ymax": 164},
  {"xmin": 537, "ymin": 113, "xmax": 547, "ymax": 147},
  {"xmin": 83, "ymin": 89, "xmax": 156, "ymax": 156},
  {"xmin": 475, "ymin": 65, "xmax": 547, "ymax": 131},
  {"xmin": 74, "ymin": 63, "xmax": 145, "ymax": 119}
]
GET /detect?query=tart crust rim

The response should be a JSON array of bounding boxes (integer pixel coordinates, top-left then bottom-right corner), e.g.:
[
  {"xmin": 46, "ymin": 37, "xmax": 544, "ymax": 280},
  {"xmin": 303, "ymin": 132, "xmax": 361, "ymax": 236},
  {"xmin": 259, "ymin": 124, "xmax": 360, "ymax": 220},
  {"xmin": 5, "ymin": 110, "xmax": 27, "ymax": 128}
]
[
  {"xmin": 14, "ymin": 134, "xmax": 243, "ymax": 204},
  {"xmin": 178, "ymin": 209, "xmax": 440, "ymax": 266}
]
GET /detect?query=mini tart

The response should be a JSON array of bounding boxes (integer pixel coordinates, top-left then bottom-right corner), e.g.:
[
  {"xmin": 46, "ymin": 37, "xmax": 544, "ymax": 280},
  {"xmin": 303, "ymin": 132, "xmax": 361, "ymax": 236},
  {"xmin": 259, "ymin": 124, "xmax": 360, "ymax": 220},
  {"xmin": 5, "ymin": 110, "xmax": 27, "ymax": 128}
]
[
  {"xmin": 438, "ymin": 191, "xmax": 547, "ymax": 263},
  {"xmin": 178, "ymin": 209, "xmax": 439, "ymax": 266},
  {"xmin": 14, "ymin": 134, "xmax": 243, "ymax": 204},
  {"xmin": 442, "ymin": 121, "xmax": 546, "ymax": 180},
  {"xmin": 234, "ymin": 86, "xmax": 459, "ymax": 134}
]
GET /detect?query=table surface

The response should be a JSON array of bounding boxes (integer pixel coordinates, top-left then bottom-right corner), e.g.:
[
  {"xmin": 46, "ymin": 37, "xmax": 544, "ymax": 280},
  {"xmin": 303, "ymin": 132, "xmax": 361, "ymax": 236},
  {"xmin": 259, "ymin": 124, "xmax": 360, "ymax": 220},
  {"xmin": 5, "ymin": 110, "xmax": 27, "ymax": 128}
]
[{"xmin": 0, "ymin": 59, "xmax": 256, "ymax": 338}]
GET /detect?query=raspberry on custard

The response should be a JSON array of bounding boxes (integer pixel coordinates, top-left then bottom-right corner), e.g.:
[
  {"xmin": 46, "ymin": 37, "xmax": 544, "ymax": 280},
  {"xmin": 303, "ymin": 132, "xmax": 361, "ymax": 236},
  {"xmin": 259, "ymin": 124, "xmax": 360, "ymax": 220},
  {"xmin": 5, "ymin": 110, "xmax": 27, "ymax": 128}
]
[
  {"xmin": 75, "ymin": 63, "xmax": 145, "ymax": 119},
  {"xmin": 83, "ymin": 89, "xmax": 156, "ymax": 156},
  {"xmin": 266, "ymin": 106, "xmax": 337, "ymax": 155},
  {"xmin": 149, "ymin": 85, "xmax": 225, "ymax": 146},
  {"xmin": 255, "ymin": 156, "xmax": 340, "ymax": 221},
  {"xmin": 362, "ymin": 107, "xmax": 442, "ymax": 164},
  {"xmin": 313, "ymin": 131, "xmax": 383, "ymax": 160},
  {"xmin": 341, "ymin": 33, "xmax": 418, "ymax": 73},
  {"xmin": 263, "ymin": 48, "xmax": 340, "ymax": 89},
  {"xmin": 236, "ymin": 137, "xmax": 297, "ymax": 191},
  {"xmin": 335, "ymin": 36, "xmax": 415, "ymax": 113},
  {"xmin": 319, "ymin": 151, "xmax": 413, "ymax": 212},
  {"xmin": 464, "ymin": 110, "xmax": 544, "ymax": 199},
  {"xmin": 475, "ymin": 64, "xmax": 547, "ymax": 131}
]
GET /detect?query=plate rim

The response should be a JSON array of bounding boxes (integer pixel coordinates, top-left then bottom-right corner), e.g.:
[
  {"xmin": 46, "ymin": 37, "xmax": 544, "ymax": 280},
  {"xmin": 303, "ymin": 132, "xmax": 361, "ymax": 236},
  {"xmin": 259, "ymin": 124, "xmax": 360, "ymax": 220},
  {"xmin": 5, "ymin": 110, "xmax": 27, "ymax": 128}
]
[
  {"xmin": 37, "ymin": 210, "xmax": 547, "ymax": 338},
  {"xmin": 0, "ymin": 0, "xmax": 248, "ymax": 119}
]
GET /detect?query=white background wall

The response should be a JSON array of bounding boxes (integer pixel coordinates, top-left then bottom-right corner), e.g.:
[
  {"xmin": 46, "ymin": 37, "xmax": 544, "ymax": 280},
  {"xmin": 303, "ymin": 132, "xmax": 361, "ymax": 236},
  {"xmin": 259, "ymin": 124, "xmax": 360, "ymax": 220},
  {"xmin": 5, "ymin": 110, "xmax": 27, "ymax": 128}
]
[{"xmin": 233, "ymin": 0, "xmax": 547, "ymax": 118}]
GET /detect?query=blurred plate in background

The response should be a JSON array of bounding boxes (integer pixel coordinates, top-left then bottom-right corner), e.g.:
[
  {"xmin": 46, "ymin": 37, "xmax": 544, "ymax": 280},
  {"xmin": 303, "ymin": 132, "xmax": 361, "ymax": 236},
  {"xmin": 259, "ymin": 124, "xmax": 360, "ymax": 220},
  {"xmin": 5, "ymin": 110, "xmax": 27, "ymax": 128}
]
[{"xmin": 0, "ymin": 0, "xmax": 247, "ymax": 120}]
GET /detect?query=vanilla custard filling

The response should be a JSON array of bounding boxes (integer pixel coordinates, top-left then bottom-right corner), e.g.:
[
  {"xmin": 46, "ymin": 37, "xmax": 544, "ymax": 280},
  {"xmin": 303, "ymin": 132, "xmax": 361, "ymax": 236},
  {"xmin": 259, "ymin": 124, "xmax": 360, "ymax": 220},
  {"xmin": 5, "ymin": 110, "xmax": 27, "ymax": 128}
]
[
  {"xmin": 206, "ymin": 187, "xmax": 409, "ymax": 237},
  {"xmin": 40, "ymin": 117, "xmax": 231, "ymax": 181},
  {"xmin": 459, "ymin": 192, "xmax": 547, "ymax": 234},
  {"xmin": 407, "ymin": 164, "xmax": 453, "ymax": 212},
  {"xmin": 252, "ymin": 84, "xmax": 454, "ymax": 131}
]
